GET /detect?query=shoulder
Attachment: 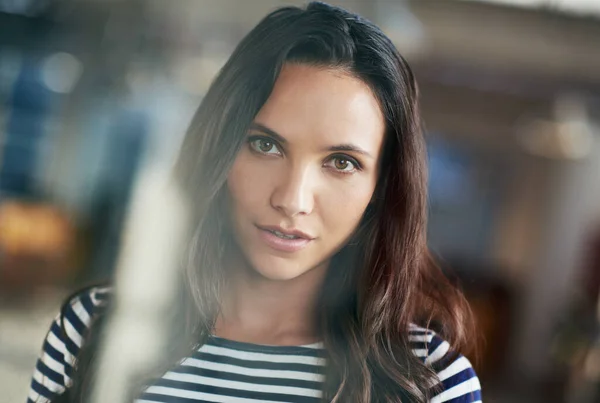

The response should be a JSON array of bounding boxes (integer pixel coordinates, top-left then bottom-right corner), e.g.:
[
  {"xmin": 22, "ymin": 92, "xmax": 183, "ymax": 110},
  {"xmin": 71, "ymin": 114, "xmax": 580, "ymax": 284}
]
[
  {"xmin": 51, "ymin": 285, "xmax": 112, "ymax": 362},
  {"xmin": 409, "ymin": 324, "xmax": 482, "ymax": 403},
  {"xmin": 59, "ymin": 285, "xmax": 112, "ymax": 337},
  {"xmin": 27, "ymin": 286, "xmax": 112, "ymax": 402}
]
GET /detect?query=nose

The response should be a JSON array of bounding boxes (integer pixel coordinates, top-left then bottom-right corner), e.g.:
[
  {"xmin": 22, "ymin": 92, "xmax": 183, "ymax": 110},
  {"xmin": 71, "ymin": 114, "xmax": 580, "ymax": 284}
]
[{"xmin": 270, "ymin": 163, "xmax": 315, "ymax": 217}]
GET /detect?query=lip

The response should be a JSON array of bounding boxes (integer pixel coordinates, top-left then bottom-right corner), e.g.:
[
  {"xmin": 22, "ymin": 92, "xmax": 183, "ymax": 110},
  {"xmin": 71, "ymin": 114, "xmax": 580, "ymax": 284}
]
[
  {"xmin": 255, "ymin": 224, "xmax": 314, "ymax": 253},
  {"xmin": 257, "ymin": 225, "xmax": 314, "ymax": 240}
]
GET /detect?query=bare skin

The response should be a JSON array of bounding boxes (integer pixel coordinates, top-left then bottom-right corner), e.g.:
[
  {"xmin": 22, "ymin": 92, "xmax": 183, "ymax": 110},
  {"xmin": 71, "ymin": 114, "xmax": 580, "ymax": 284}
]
[{"xmin": 216, "ymin": 64, "xmax": 385, "ymax": 346}]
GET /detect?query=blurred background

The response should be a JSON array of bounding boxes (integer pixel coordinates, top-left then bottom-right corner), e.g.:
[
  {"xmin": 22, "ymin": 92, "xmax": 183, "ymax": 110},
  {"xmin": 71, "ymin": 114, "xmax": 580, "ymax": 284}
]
[{"xmin": 1, "ymin": 0, "xmax": 600, "ymax": 401}]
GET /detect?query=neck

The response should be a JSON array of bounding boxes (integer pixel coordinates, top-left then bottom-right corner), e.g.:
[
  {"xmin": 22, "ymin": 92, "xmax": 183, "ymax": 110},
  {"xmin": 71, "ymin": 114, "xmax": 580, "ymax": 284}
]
[{"xmin": 215, "ymin": 252, "xmax": 328, "ymax": 346}]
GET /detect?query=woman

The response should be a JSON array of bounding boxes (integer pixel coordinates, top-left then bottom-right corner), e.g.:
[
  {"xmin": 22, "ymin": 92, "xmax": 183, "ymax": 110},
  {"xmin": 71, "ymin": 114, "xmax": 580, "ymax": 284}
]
[{"xmin": 28, "ymin": 2, "xmax": 481, "ymax": 402}]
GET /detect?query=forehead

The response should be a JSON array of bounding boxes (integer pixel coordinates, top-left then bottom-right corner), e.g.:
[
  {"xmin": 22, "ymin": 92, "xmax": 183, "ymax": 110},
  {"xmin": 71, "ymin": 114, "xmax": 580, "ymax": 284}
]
[{"xmin": 253, "ymin": 64, "xmax": 385, "ymax": 152}]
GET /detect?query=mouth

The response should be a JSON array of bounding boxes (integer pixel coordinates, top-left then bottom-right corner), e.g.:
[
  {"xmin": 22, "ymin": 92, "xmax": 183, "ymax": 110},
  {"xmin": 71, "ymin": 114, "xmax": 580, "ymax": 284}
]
[
  {"xmin": 256, "ymin": 225, "xmax": 314, "ymax": 240},
  {"xmin": 255, "ymin": 224, "xmax": 314, "ymax": 253}
]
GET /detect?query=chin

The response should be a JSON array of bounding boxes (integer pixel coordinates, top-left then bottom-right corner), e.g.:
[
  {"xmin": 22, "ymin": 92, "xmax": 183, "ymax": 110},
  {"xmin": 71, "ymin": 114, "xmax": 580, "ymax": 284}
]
[{"xmin": 248, "ymin": 255, "xmax": 313, "ymax": 281}]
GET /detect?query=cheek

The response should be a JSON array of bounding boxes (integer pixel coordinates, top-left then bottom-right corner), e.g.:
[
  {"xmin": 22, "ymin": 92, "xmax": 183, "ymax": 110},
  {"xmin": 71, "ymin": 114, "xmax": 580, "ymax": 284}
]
[
  {"xmin": 227, "ymin": 154, "xmax": 273, "ymax": 213},
  {"xmin": 319, "ymin": 180, "xmax": 375, "ymax": 232}
]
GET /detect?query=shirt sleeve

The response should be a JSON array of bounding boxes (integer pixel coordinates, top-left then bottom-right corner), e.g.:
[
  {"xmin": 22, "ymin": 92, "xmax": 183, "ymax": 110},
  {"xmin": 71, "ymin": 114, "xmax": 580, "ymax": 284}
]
[
  {"xmin": 26, "ymin": 286, "xmax": 110, "ymax": 403},
  {"xmin": 409, "ymin": 324, "xmax": 482, "ymax": 403}
]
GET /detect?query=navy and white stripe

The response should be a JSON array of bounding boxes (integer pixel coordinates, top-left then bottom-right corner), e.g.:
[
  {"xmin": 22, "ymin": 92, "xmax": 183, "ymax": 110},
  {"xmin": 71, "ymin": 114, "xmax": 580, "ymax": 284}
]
[{"xmin": 28, "ymin": 287, "xmax": 481, "ymax": 402}]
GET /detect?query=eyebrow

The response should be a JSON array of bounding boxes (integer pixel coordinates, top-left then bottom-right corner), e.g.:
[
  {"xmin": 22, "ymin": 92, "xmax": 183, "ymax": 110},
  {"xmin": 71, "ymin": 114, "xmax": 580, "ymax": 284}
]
[
  {"xmin": 249, "ymin": 122, "xmax": 374, "ymax": 159},
  {"xmin": 327, "ymin": 144, "xmax": 373, "ymax": 158}
]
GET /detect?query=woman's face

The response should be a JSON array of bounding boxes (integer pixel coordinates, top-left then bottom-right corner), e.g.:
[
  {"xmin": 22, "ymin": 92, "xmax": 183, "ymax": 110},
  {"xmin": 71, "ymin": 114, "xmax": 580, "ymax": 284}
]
[{"xmin": 227, "ymin": 64, "xmax": 385, "ymax": 281}]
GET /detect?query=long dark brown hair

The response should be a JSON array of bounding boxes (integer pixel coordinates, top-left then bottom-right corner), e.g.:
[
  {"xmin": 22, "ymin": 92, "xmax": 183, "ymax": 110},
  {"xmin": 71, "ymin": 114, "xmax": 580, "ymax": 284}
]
[{"xmin": 55, "ymin": 2, "xmax": 474, "ymax": 402}]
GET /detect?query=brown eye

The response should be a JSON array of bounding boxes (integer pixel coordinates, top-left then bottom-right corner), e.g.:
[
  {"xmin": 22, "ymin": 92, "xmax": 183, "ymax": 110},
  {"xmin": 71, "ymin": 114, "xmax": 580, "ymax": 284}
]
[
  {"xmin": 325, "ymin": 155, "xmax": 359, "ymax": 173},
  {"xmin": 335, "ymin": 158, "xmax": 350, "ymax": 170}
]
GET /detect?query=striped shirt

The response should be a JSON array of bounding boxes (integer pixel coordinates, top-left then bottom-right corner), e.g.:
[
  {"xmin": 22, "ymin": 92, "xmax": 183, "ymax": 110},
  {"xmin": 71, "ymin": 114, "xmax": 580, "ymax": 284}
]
[{"xmin": 28, "ymin": 287, "xmax": 482, "ymax": 402}]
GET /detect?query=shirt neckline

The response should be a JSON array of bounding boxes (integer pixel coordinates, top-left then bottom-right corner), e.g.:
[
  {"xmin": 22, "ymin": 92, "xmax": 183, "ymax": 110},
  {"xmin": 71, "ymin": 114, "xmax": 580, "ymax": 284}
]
[{"xmin": 207, "ymin": 335, "xmax": 324, "ymax": 354}]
